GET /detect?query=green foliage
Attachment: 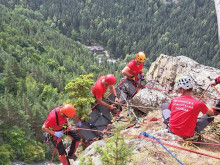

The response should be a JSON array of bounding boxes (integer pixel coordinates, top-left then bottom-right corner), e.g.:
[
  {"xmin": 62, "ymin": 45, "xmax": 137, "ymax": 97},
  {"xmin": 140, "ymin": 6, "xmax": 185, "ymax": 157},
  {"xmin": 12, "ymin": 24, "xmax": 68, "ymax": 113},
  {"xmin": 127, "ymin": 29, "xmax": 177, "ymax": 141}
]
[
  {"xmin": 124, "ymin": 54, "xmax": 133, "ymax": 63},
  {"xmin": 65, "ymin": 74, "xmax": 95, "ymax": 120},
  {"xmin": 2, "ymin": 126, "xmax": 46, "ymax": 163},
  {"xmin": 12, "ymin": 0, "xmax": 219, "ymax": 68},
  {"xmin": 0, "ymin": 0, "xmax": 219, "ymax": 163},
  {"xmin": 95, "ymin": 124, "xmax": 133, "ymax": 165},
  {"xmin": 0, "ymin": 4, "xmax": 120, "ymax": 158},
  {"xmin": 3, "ymin": 126, "xmax": 26, "ymax": 159},
  {"xmin": 71, "ymin": 29, "xmax": 81, "ymax": 41},
  {"xmin": 22, "ymin": 141, "xmax": 45, "ymax": 163},
  {"xmin": 0, "ymin": 144, "xmax": 15, "ymax": 165},
  {"xmin": 79, "ymin": 155, "xmax": 95, "ymax": 165}
]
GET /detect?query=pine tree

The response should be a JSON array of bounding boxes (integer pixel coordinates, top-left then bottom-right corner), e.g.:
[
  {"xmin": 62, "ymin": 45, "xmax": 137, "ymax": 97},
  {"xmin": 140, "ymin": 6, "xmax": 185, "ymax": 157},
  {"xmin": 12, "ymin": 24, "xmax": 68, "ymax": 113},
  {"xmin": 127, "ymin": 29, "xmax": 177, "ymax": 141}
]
[
  {"xmin": 95, "ymin": 124, "xmax": 133, "ymax": 165},
  {"xmin": 65, "ymin": 74, "xmax": 95, "ymax": 120}
]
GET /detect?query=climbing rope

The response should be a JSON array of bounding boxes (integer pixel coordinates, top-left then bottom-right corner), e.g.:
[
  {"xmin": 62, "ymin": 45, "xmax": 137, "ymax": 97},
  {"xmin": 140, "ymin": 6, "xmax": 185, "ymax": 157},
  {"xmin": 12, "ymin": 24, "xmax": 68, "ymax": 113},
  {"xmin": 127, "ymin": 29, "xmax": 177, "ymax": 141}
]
[
  {"xmin": 140, "ymin": 132, "xmax": 184, "ymax": 165},
  {"xmin": 213, "ymin": 86, "xmax": 220, "ymax": 96},
  {"xmin": 199, "ymin": 84, "xmax": 211, "ymax": 100}
]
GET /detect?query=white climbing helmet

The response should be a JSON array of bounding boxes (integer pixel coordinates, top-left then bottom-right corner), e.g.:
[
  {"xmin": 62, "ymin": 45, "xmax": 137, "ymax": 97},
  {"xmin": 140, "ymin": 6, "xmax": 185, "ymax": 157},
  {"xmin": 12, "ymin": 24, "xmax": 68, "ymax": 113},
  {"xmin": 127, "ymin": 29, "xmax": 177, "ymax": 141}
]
[{"xmin": 177, "ymin": 76, "xmax": 194, "ymax": 89}]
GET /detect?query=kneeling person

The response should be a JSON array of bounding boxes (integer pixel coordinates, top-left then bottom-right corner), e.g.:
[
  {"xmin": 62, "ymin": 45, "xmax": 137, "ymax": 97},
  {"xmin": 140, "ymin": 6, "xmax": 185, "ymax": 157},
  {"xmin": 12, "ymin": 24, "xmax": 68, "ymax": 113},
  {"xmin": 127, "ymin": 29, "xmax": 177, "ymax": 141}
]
[{"xmin": 161, "ymin": 76, "xmax": 215, "ymax": 140}]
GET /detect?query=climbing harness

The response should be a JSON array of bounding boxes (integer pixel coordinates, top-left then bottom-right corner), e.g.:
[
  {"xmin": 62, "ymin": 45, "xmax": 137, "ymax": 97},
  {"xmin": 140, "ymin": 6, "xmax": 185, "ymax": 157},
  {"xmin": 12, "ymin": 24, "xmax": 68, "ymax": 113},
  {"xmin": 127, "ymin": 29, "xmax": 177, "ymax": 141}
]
[{"xmin": 43, "ymin": 132, "xmax": 55, "ymax": 155}]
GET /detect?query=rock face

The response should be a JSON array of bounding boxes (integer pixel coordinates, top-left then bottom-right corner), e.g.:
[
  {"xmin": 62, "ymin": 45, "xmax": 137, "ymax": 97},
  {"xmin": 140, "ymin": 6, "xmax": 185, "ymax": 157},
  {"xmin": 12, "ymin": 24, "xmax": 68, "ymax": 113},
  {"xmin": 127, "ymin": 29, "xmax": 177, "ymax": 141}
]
[
  {"xmin": 132, "ymin": 54, "xmax": 220, "ymax": 113},
  {"xmin": 131, "ymin": 87, "xmax": 171, "ymax": 113}
]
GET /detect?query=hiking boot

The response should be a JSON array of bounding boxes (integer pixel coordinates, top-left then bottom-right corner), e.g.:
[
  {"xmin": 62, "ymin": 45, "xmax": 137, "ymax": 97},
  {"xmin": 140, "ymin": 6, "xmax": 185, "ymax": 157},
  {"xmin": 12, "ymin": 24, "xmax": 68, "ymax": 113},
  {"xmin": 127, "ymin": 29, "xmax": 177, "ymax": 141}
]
[
  {"xmin": 68, "ymin": 155, "xmax": 77, "ymax": 161},
  {"xmin": 184, "ymin": 134, "xmax": 202, "ymax": 143}
]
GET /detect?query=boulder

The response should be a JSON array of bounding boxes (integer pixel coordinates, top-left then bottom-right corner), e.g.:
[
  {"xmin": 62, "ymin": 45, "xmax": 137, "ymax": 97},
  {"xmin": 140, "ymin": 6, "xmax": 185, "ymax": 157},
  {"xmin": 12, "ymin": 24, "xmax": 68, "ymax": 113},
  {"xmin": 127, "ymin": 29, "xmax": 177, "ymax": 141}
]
[
  {"xmin": 131, "ymin": 85, "xmax": 171, "ymax": 113},
  {"xmin": 132, "ymin": 54, "xmax": 220, "ymax": 113}
]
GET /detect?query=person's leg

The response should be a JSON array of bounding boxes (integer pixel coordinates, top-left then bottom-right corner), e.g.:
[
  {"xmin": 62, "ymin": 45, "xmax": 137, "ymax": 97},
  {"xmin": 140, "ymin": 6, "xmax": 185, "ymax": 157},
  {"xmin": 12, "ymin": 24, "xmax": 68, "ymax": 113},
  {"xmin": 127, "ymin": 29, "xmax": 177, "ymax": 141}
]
[
  {"xmin": 67, "ymin": 129, "xmax": 81, "ymax": 159},
  {"xmin": 52, "ymin": 137, "xmax": 70, "ymax": 165},
  {"xmin": 161, "ymin": 103, "xmax": 171, "ymax": 125},
  {"xmin": 195, "ymin": 114, "xmax": 214, "ymax": 133}
]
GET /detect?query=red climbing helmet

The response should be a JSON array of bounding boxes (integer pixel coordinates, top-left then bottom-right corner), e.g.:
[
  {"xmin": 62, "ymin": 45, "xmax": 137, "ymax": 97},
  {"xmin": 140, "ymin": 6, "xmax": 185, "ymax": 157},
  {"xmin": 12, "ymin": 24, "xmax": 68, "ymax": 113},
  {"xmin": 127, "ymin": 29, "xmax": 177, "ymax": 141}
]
[
  {"xmin": 105, "ymin": 74, "xmax": 116, "ymax": 85},
  {"xmin": 61, "ymin": 104, "xmax": 76, "ymax": 118}
]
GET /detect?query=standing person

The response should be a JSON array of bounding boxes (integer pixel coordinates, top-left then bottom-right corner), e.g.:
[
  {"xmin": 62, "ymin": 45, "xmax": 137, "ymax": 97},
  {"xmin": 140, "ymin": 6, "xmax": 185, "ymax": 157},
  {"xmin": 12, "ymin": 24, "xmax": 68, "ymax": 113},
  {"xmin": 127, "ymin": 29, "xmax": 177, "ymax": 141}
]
[
  {"xmin": 161, "ymin": 76, "xmax": 217, "ymax": 140},
  {"xmin": 122, "ymin": 52, "xmax": 146, "ymax": 83},
  {"xmin": 42, "ymin": 104, "xmax": 81, "ymax": 165},
  {"xmin": 92, "ymin": 74, "xmax": 119, "ymax": 111},
  {"xmin": 210, "ymin": 76, "xmax": 220, "ymax": 86}
]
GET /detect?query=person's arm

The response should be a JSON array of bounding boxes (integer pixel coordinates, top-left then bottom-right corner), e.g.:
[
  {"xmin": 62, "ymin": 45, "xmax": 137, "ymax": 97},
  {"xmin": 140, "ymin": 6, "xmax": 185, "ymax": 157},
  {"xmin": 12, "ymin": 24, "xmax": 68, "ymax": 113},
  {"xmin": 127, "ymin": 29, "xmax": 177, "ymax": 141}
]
[
  {"xmin": 122, "ymin": 66, "xmax": 133, "ymax": 78},
  {"xmin": 109, "ymin": 85, "xmax": 119, "ymax": 102},
  {"xmin": 210, "ymin": 76, "xmax": 220, "ymax": 86},
  {"xmin": 73, "ymin": 114, "xmax": 80, "ymax": 122},
  {"xmin": 139, "ymin": 69, "xmax": 144, "ymax": 76},
  {"xmin": 42, "ymin": 124, "xmax": 55, "ymax": 136},
  {"xmin": 96, "ymin": 97, "xmax": 115, "ymax": 110},
  {"xmin": 206, "ymin": 108, "xmax": 214, "ymax": 116},
  {"xmin": 215, "ymin": 76, "xmax": 220, "ymax": 84},
  {"xmin": 73, "ymin": 114, "xmax": 82, "ymax": 127}
]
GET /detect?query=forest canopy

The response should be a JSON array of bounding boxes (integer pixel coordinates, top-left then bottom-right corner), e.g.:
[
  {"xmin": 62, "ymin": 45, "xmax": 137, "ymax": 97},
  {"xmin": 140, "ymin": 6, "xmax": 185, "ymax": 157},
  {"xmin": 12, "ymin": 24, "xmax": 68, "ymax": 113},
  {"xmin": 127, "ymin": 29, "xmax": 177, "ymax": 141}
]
[{"xmin": 0, "ymin": 0, "xmax": 219, "ymax": 164}]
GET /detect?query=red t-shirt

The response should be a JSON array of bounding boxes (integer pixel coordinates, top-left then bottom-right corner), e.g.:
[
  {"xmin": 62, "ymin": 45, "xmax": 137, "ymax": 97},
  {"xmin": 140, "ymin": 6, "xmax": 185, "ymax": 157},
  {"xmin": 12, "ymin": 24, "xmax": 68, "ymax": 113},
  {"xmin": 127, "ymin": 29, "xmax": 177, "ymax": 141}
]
[
  {"xmin": 216, "ymin": 76, "xmax": 220, "ymax": 84},
  {"xmin": 44, "ymin": 106, "xmax": 68, "ymax": 131},
  {"xmin": 127, "ymin": 60, "xmax": 143, "ymax": 79},
  {"xmin": 92, "ymin": 76, "xmax": 108, "ymax": 99},
  {"xmin": 168, "ymin": 95, "xmax": 208, "ymax": 138}
]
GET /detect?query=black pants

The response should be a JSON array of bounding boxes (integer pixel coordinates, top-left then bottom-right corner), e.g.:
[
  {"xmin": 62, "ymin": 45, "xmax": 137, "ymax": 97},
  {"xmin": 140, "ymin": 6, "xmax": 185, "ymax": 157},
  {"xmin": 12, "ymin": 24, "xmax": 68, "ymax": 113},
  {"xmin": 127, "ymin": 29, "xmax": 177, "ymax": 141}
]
[
  {"xmin": 52, "ymin": 129, "xmax": 81, "ymax": 157},
  {"xmin": 161, "ymin": 103, "xmax": 214, "ymax": 135}
]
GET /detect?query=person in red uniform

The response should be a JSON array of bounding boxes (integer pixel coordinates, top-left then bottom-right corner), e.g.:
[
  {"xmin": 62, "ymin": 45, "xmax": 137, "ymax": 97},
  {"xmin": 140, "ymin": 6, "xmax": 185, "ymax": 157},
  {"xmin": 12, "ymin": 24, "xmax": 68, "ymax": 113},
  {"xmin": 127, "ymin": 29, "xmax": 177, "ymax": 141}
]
[
  {"xmin": 122, "ymin": 52, "xmax": 146, "ymax": 83},
  {"xmin": 161, "ymin": 76, "xmax": 217, "ymax": 139},
  {"xmin": 92, "ymin": 74, "xmax": 119, "ymax": 110},
  {"xmin": 42, "ymin": 104, "xmax": 81, "ymax": 165},
  {"xmin": 210, "ymin": 76, "xmax": 220, "ymax": 86}
]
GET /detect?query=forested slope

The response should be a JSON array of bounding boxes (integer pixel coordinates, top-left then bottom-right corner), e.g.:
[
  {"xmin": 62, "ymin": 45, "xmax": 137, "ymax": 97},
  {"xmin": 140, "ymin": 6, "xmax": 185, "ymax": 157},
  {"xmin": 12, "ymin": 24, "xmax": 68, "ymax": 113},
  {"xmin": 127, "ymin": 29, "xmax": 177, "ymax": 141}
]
[
  {"xmin": 1, "ymin": 0, "xmax": 220, "ymax": 164},
  {"xmin": 1, "ymin": 0, "xmax": 219, "ymax": 68},
  {"xmin": 0, "ymin": 4, "xmax": 122, "ymax": 164}
]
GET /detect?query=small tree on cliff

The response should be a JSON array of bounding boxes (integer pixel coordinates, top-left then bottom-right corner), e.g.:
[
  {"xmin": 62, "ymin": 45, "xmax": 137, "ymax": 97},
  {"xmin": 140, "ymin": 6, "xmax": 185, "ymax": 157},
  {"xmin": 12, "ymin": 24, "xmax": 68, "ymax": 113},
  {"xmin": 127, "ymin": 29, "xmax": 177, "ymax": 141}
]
[
  {"xmin": 95, "ymin": 123, "xmax": 133, "ymax": 165},
  {"xmin": 65, "ymin": 74, "xmax": 95, "ymax": 121}
]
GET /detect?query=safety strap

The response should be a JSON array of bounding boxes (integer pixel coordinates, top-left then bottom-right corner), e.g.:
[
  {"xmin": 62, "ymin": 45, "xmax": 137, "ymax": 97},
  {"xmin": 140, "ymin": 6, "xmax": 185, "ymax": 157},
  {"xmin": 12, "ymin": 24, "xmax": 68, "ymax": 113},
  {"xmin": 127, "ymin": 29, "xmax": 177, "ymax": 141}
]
[
  {"xmin": 54, "ymin": 109, "xmax": 59, "ymax": 126},
  {"xmin": 54, "ymin": 105, "xmax": 63, "ymax": 126}
]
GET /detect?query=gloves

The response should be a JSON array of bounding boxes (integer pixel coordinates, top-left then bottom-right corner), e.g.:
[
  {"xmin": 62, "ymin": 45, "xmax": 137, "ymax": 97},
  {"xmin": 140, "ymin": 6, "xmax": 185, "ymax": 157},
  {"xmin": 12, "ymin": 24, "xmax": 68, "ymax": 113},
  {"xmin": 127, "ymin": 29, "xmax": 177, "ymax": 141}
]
[
  {"xmin": 130, "ymin": 76, "xmax": 135, "ymax": 81},
  {"xmin": 140, "ymin": 75, "xmax": 145, "ymax": 81},
  {"xmin": 54, "ymin": 131, "xmax": 63, "ymax": 138},
  {"xmin": 77, "ymin": 121, "xmax": 82, "ymax": 127}
]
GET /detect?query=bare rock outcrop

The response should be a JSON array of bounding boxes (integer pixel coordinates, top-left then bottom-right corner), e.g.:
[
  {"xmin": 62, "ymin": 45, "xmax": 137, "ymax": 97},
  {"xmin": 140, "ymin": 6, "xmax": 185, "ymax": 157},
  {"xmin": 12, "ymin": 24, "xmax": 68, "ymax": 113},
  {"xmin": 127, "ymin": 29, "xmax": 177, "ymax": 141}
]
[
  {"xmin": 132, "ymin": 54, "xmax": 220, "ymax": 113},
  {"xmin": 215, "ymin": 0, "xmax": 220, "ymax": 45}
]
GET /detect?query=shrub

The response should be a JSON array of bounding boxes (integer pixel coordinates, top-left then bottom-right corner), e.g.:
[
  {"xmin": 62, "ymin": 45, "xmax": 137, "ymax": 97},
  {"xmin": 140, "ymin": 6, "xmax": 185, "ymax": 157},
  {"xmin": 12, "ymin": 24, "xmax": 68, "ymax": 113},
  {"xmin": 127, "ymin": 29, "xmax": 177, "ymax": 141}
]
[
  {"xmin": 22, "ymin": 141, "xmax": 45, "ymax": 163},
  {"xmin": 95, "ymin": 124, "xmax": 133, "ymax": 165},
  {"xmin": 0, "ymin": 144, "xmax": 11, "ymax": 165}
]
